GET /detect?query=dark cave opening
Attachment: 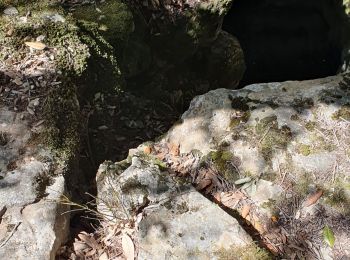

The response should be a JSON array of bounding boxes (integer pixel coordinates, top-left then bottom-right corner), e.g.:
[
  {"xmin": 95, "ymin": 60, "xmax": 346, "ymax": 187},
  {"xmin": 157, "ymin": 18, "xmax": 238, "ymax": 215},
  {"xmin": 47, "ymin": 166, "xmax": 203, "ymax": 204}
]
[{"xmin": 223, "ymin": 0, "xmax": 346, "ymax": 85}]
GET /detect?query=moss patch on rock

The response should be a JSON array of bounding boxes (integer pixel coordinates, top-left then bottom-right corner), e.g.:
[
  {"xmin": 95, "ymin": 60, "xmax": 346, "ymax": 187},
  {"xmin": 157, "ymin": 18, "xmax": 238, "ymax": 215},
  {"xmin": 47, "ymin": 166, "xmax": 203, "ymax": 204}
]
[
  {"xmin": 332, "ymin": 105, "xmax": 350, "ymax": 121},
  {"xmin": 323, "ymin": 178, "xmax": 350, "ymax": 213},
  {"xmin": 204, "ymin": 150, "xmax": 239, "ymax": 184},
  {"xmin": 296, "ymin": 143, "xmax": 312, "ymax": 156},
  {"xmin": 44, "ymin": 80, "xmax": 80, "ymax": 163},
  {"xmin": 215, "ymin": 243, "xmax": 272, "ymax": 260},
  {"xmin": 255, "ymin": 115, "xmax": 293, "ymax": 162},
  {"xmin": 0, "ymin": 4, "xmax": 89, "ymax": 75},
  {"xmin": 73, "ymin": 1, "xmax": 133, "ymax": 44}
]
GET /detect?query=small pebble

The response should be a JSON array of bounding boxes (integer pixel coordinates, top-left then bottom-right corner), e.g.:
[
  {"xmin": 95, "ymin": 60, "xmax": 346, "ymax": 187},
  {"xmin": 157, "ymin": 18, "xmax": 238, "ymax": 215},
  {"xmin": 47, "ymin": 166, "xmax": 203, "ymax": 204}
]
[
  {"xmin": 33, "ymin": 98, "xmax": 40, "ymax": 107},
  {"xmin": 3, "ymin": 7, "xmax": 18, "ymax": 16},
  {"xmin": 36, "ymin": 35, "xmax": 46, "ymax": 42},
  {"xmin": 44, "ymin": 13, "xmax": 65, "ymax": 23}
]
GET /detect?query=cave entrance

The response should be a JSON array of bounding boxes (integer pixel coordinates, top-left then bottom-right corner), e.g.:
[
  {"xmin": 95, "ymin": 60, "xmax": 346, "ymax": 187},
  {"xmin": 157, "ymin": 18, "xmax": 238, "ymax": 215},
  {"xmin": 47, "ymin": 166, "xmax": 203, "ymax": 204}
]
[{"xmin": 223, "ymin": 0, "xmax": 346, "ymax": 85}]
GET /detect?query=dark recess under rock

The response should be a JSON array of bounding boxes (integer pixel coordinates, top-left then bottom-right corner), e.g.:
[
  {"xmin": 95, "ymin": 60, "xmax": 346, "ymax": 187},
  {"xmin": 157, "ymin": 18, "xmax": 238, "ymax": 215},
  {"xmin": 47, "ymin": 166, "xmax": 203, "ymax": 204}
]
[{"xmin": 223, "ymin": 0, "xmax": 348, "ymax": 85}]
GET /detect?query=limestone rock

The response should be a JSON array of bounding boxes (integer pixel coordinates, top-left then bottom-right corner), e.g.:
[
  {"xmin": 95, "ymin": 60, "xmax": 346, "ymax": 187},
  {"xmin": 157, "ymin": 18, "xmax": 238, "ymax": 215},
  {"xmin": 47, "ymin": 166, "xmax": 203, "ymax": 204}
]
[
  {"xmin": 162, "ymin": 74, "xmax": 350, "ymax": 258},
  {"xmin": 96, "ymin": 155, "xmax": 252, "ymax": 259},
  {"xmin": 0, "ymin": 108, "xmax": 69, "ymax": 260}
]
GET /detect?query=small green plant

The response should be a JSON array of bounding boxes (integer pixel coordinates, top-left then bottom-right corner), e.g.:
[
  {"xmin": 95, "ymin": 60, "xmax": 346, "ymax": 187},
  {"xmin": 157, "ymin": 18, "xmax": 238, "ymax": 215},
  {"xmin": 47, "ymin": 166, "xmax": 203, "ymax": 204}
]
[{"xmin": 323, "ymin": 225, "xmax": 335, "ymax": 248}]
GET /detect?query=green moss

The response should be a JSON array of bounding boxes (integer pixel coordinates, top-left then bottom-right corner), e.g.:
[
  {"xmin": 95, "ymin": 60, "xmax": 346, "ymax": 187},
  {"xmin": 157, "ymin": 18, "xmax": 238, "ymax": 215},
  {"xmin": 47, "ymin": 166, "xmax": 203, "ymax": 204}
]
[
  {"xmin": 296, "ymin": 143, "xmax": 311, "ymax": 156},
  {"xmin": 135, "ymin": 151, "xmax": 168, "ymax": 171},
  {"xmin": 0, "ymin": 5, "xmax": 89, "ymax": 75},
  {"xmin": 230, "ymin": 111, "xmax": 251, "ymax": 128},
  {"xmin": 44, "ymin": 80, "xmax": 80, "ymax": 163},
  {"xmin": 305, "ymin": 121, "xmax": 317, "ymax": 131},
  {"xmin": 292, "ymin": 97, "xmax": 314, "ymax": 112},
  {"xmin": 205, "ymin": 150, "xmax": 239, "ymax": 184},
  {"xmin": 215, "ymin": 243, "xmax": 272, "ymax": 260},
  {"xmin": 261, "ymin": 199, "xmax": 277, "ymax": 210},
  {"xmin": 325, "ymin": 188, "xmax": 349, "ymax": 206},
  {"xmin": 255, "ymin": 115, "xmax": 293, "ymax": 162},
  {"xmin": 290, "ymin": 114, "xmax": 299, "ymax": 121},
  {"xmin": 294, "ymin": 173, "xmax": 313, "ymax": 196},
  {"xmin": 73, "ymin": 1, "xmax": 133, "ymax": 50},
  {"xmin": 332, "ymin": 105, "xmax": 350, "ymax": 121},
  {"xmin": 74, "ymin": 0, "xmax": 152, "ymax": 78},
  {"xmin": 309, "ymin": 134, "xmax": 336, "ymax": 153},
  {"xmin": 323, "ymin": 179, "xmax": 350, "ymax": 213}
]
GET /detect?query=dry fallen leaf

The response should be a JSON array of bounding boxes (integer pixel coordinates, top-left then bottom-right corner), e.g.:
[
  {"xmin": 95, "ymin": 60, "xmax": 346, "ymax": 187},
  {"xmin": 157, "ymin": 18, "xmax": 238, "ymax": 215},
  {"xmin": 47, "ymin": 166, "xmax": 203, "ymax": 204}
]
[
  {"xmin": 304, "ymin": 189, "xmax": 323, "ymax": 207},
  {"xmin": 6, "ymin": 28, "xmax": 14, "ymax": 36},
  {"xmin": 271, "ymin": 215, "xmax": 278, "ymax": 223},
  {"xmin": 78, "ymin": 232, "xmax": 99, "ymax": 250},
  {"xmin": 13, "ymin": 78, "xmax": 23, "ymax": 86},
  {"xmin": 25, "ymin": 41, "xmax": 47, "ymax": 50},
  {"xmin": 169, "ymin": 143, "xmax": 180, "ymax": 156},
  {"xmin": 213, "ymin": 192, "xmax": 221, "ymax": 202},
  {"xmin": 122, "ymin": 233, "xmax": 135, "ymax": 260},
  {"xmin": 144, "ymin": 146, "xmax": 152, "ymax": 154},
  {"xmin": 196, "ymin": 178, "xmax": 212, "ymax": 191},
  {"xmin": 221, "ymin": 191, "xmax": 245, "ymax": 208},
  {"xmin": 156, "ymin": 151, "xmax": 166, "ymax": 160},
  {"xmin": 241, "ymin": 204, "xmax": 251, "ymax": 219},
  {"xmin": 73, "ymin": 240, "xmax": 89, "ymax": 252},
  {"xmin": 99, "ymin": 252, "xmax": 108, "ymax": 260}
]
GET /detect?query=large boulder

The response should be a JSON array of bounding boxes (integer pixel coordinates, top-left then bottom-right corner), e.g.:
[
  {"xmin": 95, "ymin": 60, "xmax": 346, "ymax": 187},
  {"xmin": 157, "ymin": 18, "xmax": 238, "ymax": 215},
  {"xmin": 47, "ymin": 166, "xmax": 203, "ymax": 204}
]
[
  {"xmin": 128, "ymin": 0, "xmax": 234, "ymax": 66},
  {"xmin": 162, "ymin": 74, "xmax": 350, "ymax": 258},
  {"xmin": 196, "ymin": 30, "xmax": 245, "ymax": 88},
  {"xmin": 0, "ymin": 108, "xmax": 69, "ymax": 259}
]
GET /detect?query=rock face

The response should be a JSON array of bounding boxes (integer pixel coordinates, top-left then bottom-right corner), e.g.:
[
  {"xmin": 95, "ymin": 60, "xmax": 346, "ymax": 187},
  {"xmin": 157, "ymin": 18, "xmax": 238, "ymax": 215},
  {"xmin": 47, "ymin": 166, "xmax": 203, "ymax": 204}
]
[
  {"xmin": 0, "ymin": 1, "xmax": 108, "ymax": 259},
  {"xmin": 197, "ymin": 30, "xmax": 246, "ymax": 88},
  {"xmin": 96, "ymin": 156, "xmax": 253, "ymax": 259},
  {"xmin": 129, "ymin": 0, "xmax": 234, "ymax": 64},
  {"xmin": 163, "ymin": 75, "xmax": 350, "ymax": 258},
  {"xmin": 0, "ymin": 108, "xmax": 69, "ymax": 260},
  {"xmin": 126, "ymin": 0, "xmax": 246, "ymax": 90}
]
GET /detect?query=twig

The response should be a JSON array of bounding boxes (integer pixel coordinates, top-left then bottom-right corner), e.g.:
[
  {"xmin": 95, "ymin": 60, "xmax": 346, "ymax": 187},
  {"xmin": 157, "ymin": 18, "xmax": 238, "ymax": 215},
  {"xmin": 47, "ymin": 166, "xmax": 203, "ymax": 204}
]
[
  {"xmin": 333, "ymin": 129, "xmax": 340, "ymax": 146},
  {"xmin": 0, "ymin": 222, "xmax": 21, "ymax": 248},
  {"xmin": 332, "ymin": 161, "xmax": 337, "ymax": 183},
  {"xmin": 340, "ymin": 117, "xmax": 350, "ymax": 124},
  {"xmin": 280, "ymin": 171, "xmax": 287, "ymax": 186},
  {"xmin": 86, "ymin": 110, "xmax": 96, "ymax": 170},
  {"xmin": 258, "ymin": 126, "xmax": 271, "ymax": 144}
]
